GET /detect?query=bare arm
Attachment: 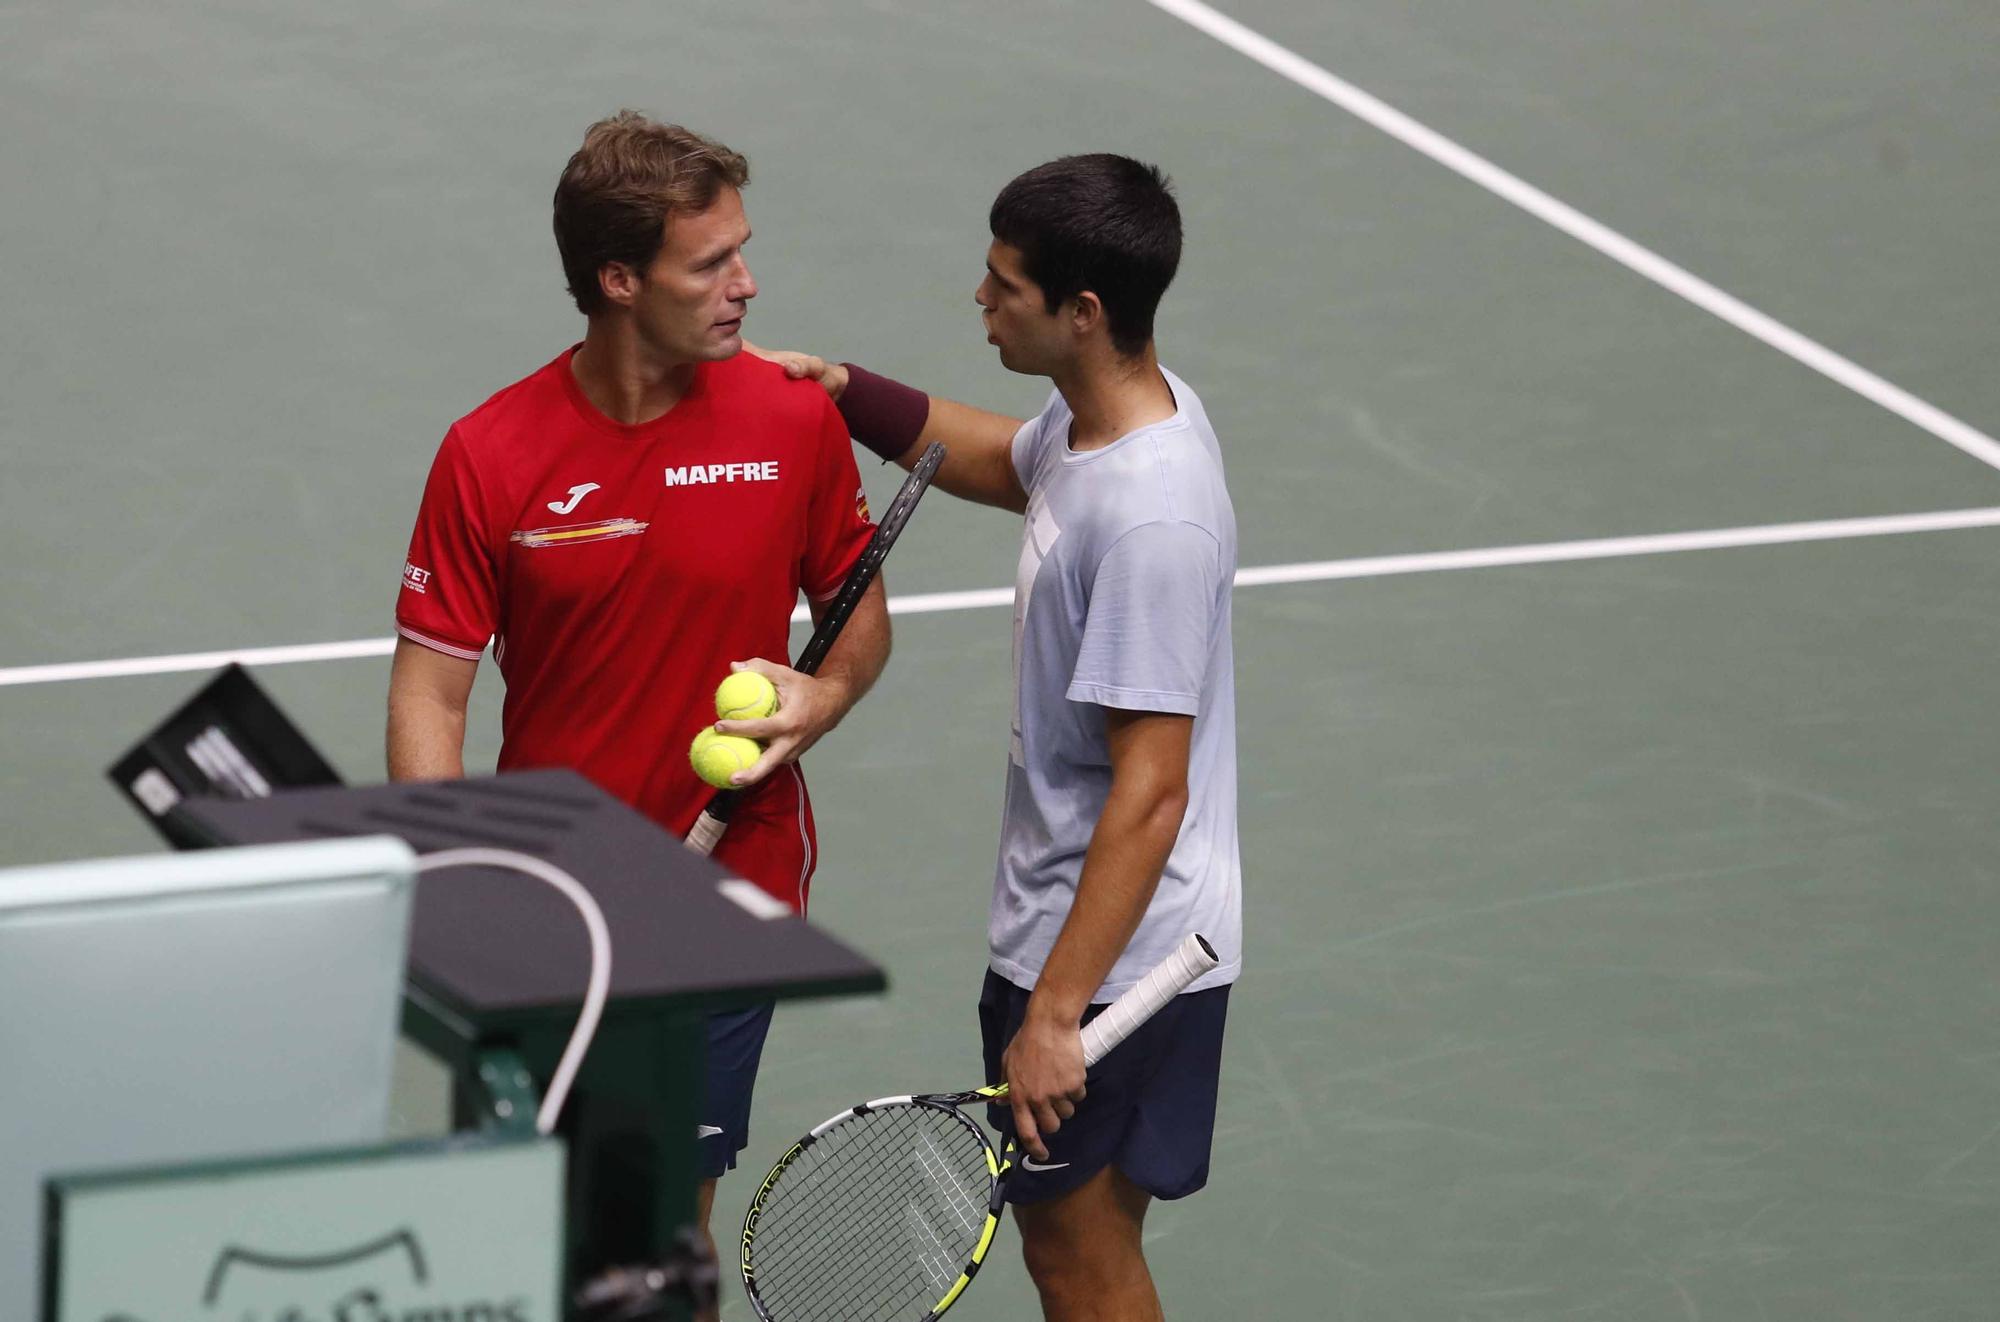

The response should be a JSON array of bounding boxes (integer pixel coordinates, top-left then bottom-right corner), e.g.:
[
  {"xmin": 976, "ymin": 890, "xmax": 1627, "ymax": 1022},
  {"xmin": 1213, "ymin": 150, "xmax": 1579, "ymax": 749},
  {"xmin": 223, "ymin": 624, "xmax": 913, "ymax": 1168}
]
[
  {"xmin": 807, "ymin": 574, "xmax": 893, "ymax": 719},
  {"xmin": 714, "ymin": 576, "xmax": 893, "ymax": 786},
  {"xmin": 386, "ymin": 638, "xmax": 477, "ymax": 780},
  {"xmin": 1002, "ymin": 708, "xmax": 1194, "ymax": 1158},
  {"xmin": 746, "ymin": 346, "xmax": 1028, "ymax": 513},
  {"xmin": 903, "ymin": 394, "xmax": 1029, "ymax": 513}
]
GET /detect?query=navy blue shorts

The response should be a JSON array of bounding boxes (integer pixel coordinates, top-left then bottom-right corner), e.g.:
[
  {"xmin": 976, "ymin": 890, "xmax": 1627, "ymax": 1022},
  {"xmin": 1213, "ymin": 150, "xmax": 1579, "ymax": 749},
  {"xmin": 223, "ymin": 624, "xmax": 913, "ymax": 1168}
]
[
  {"xmin": 978, "ymin": 970, "xmax": 1229, "ymax": 1205},
  {"xmin": 695, "ymin": 1000, "xmax": 776, "ymax": 1180}
]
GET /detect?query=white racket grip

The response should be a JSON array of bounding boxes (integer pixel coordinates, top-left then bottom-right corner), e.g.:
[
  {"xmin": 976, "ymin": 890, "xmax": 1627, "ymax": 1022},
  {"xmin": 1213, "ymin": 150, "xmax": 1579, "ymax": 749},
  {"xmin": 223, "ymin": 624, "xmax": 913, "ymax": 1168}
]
[
  {"xmin": 1079, "ymin": 934, "xmax": 1219, "ymax": 1067},
  {"xmin": 685, "ymin": 810, "xmax": 726, "ymax": 858}
]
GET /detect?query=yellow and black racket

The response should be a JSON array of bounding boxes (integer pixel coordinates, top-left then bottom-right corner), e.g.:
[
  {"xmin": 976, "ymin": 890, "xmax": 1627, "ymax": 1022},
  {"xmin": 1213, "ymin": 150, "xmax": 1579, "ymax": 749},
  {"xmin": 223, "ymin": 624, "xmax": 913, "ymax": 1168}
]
[
  {"xmin": 685, "ymin": 441, "xmax": 945, "ymax": 858},
  {"xmin": 739, "ymin": 933, "xmax": 1219, "ymax": 1322}
]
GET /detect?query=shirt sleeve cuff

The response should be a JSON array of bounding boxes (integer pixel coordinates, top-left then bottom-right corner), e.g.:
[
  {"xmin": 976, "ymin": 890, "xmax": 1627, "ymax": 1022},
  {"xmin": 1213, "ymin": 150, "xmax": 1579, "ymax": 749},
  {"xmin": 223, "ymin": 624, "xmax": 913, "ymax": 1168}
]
[
  {"xmin": 396, "ymin": 623, "xmax": 487, "ymax": 662},
  {"xmin": 1065, "ymin": 680, "xmax": 1200, "ymax": 716}
]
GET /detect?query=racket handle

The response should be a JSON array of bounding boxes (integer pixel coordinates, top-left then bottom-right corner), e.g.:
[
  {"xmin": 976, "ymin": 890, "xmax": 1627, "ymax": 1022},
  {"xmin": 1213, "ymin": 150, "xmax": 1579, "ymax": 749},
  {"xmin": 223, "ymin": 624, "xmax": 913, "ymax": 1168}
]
[
  {"xmin": 1079, "ymin": 933, "xmax": 1219, "ymax": 1067},
  {"xmin": 685, "ymin": 808, "xmax": 727, "ymax": 857}
]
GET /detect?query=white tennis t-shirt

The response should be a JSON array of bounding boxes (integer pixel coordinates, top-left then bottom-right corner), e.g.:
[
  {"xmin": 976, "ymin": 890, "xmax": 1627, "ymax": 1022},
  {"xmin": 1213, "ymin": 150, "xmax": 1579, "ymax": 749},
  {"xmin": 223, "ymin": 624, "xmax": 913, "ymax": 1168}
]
[{"xmin": 989, "ymin": 368, "xmax": 1242, "ymax": 1000}]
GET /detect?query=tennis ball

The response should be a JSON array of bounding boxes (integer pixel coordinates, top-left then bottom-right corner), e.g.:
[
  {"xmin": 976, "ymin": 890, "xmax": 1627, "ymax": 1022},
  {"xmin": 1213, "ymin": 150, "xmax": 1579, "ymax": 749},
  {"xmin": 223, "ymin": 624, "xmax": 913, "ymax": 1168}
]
[
  {"xmin": 690, "ymin": 728, "xmax": 762, "ymax": 789},
  {"xmin": 715, "ymin": 670, "xmax": 780, "ymax": 722}
]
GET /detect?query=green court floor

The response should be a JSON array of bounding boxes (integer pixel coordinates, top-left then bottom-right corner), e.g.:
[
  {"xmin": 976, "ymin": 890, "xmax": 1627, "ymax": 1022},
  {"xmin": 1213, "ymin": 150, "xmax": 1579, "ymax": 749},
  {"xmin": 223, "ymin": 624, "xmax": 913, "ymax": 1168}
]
[{"xmin": 4, "ymin": 2, "xmax": 1997, "ymax": 1317}]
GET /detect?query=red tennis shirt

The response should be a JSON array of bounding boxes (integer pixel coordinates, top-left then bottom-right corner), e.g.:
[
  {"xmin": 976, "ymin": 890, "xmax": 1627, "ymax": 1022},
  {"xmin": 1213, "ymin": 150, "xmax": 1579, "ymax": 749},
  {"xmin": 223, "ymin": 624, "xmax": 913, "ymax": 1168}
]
[{"xmin": 396, "ymin": 346, "xmax": 875, "ymax": 909}]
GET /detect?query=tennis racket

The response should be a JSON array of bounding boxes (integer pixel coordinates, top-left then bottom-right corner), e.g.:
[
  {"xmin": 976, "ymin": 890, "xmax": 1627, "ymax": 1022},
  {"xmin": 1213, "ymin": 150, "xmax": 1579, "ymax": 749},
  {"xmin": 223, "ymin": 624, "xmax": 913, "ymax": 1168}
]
[
  {"xmin": 740, "ymin": 932, "xmax": 1221, "ymax": 1322},
  {"xmin": 686, "ymin": 441, "xmax": 946, "ymax": 857}
]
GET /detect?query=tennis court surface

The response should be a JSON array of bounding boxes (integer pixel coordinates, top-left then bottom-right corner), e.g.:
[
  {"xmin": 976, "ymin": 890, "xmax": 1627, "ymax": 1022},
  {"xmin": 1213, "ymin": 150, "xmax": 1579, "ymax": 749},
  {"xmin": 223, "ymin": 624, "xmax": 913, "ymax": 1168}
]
[{"xmin": 4, "ymin": 1, "xmax": 1997, "ymax": 1317}]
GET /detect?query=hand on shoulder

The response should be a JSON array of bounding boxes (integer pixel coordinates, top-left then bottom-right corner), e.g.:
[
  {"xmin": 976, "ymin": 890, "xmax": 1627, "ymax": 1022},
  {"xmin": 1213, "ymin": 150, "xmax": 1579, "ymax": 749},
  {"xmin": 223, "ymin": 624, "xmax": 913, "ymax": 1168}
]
[{"xmin": 742, "ymin": 340, "xmax": 849, "ymax": 400}]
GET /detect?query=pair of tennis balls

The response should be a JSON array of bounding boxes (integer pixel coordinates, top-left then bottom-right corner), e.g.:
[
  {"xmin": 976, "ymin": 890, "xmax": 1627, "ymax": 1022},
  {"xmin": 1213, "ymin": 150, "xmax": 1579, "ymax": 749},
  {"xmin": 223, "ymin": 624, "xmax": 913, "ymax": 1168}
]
[{"xmin": 689, "ymin": 670, "xmax": 780, "ymax": 789}]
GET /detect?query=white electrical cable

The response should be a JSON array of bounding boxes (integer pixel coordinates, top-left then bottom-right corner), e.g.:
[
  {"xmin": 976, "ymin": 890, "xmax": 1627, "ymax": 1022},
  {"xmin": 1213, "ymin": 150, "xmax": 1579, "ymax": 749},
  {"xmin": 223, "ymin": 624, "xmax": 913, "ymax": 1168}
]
[{"xmin": 411, "ymin": 848, "xmax": 612, "ymax": 1135}]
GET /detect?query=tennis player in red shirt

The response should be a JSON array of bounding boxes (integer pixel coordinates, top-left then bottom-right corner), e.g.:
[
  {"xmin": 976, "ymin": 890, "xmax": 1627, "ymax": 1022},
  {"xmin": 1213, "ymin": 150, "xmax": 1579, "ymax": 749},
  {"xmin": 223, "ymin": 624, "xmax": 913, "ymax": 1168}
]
[{"xmin": 387, "ymin": 112, "xmax": 890, "ymax": 1260}]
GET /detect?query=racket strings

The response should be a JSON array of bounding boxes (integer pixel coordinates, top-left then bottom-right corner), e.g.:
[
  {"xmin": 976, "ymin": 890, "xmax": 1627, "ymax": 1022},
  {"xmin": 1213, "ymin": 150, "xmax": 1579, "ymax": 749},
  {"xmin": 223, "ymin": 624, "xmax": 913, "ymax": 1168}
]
[
  {"xmin": 749, "ymin": 1103, "xmax": 994, "ymax": 1321},
  {"xmin": 757, "ymin": 1115, "xmax": 981, "ymax": 1313}
]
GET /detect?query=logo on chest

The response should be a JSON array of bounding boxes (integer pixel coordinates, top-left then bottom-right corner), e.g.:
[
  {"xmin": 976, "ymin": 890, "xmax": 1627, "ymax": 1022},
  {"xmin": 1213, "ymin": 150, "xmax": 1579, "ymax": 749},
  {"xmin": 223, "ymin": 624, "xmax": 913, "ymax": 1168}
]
[
  {"xmin": 547, "ymin": 482, "xmax": 601, "ymax": 514},
  {"xmin": 663, "ymin": 460, "xmax": 780, "ymax": 487},
  {"xmin": 510, "ymin": 518, "xmax": 648, "ymax": 550}
]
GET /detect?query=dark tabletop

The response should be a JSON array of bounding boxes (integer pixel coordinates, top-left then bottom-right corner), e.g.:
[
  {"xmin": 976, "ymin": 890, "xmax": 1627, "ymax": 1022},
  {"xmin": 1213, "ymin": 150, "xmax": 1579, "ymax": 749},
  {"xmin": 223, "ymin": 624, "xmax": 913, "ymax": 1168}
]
[{"xmin": 182, "ymin": 769, "xmax": 886, "ymax": 1031}]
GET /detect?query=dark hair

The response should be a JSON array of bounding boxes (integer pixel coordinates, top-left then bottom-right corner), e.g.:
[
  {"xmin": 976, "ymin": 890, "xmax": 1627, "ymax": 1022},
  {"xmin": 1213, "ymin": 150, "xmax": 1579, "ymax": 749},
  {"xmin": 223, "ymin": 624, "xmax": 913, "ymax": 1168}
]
[
  {"xmin": 988, "ymin": 154, "xmax": 1182, "ymax": 357},
  {"xmin": 553, "ymin": 111, "xmax": 750, "ymax": 315}
]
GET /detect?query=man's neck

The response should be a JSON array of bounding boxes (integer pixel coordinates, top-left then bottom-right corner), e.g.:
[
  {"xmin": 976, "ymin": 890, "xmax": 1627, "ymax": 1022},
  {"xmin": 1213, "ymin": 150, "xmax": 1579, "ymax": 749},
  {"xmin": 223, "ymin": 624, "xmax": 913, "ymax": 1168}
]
[
  {"xmin": 570, "ymin": 319, "xmax": 698, "ymax": 426},
  {"xmin": 1053, "ymin": 345, "xmax": 1175, "ymax": 452}
]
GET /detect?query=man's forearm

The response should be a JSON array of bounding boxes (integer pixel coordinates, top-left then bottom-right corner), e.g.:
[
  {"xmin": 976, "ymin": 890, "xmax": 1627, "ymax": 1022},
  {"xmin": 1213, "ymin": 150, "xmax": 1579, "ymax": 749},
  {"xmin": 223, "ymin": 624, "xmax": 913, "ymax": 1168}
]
[
  {"xmin": 913, "ymin": 398, "xmax": 1030, "ymax": 513},
  {"xmin": 712, "ymin": 581, "xmax": 891, "ymax": 786},
  {"xmin": 387, "ymin": 695, "xmax": 467, "ymax": 781},
  {"xmin": 838, "ymin": 366, "xmax": 1026, "ymax": 512},
  {"xmin": 386, "ymin": 638, "xmax": 478, "ymax": 780},
  {"xmin": 809, "ymin": 578, "xmax": 892, "ymax": 723},
  {"xmin": 1028, "ymin": 776, "xmax": 1190, "ymax": 1024}
]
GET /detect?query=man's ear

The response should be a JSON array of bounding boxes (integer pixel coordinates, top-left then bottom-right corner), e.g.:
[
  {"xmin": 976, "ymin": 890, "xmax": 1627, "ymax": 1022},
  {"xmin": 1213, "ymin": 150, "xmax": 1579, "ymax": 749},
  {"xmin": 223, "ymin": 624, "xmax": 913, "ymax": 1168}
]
[
  {"xmin": 598, "ymin": 261, "xmax": 640, "ymax": 310},
  {"xmin": 1070, "ymin": 290, "xmax": 1105, "ymax": 337}
]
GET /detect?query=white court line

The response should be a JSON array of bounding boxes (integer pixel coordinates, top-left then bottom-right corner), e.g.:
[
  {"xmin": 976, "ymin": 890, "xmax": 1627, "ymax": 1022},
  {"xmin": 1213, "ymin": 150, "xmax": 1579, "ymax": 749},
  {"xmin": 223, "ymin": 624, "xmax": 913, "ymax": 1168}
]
[
  {"xmin": 0, "ymin": 637, "xmax": 402, "ymax": 687},
  {"xmin": 1230, "ymin": 506, "xmax": 2000, "ymax": 585},
  {"xmin": 1147, "ymin": 0, "xmax": 2000, "ymax": 474},
  {"xmin": 6, "ymin": 506, "xmax": 1999, "ymax": 688}
]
